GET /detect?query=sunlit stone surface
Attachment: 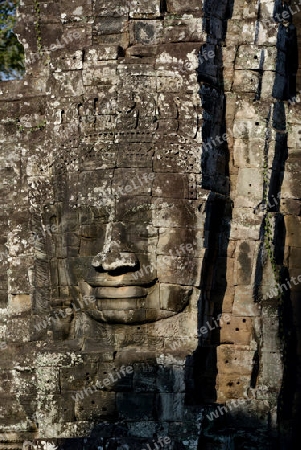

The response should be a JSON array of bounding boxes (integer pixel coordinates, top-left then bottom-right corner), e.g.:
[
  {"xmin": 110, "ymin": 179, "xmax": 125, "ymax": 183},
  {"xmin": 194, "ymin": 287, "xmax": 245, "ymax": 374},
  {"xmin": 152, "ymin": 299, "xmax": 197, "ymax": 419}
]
[{"xmin": 0, "ymin": 0, "xmax": 300, "ymax": 449}]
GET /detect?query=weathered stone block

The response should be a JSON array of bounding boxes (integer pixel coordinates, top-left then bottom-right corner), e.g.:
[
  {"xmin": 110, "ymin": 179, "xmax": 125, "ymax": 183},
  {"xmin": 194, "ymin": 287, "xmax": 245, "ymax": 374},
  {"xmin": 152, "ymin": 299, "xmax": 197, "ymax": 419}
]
[
  {"xmin": 153, "ymin": 144, "xmax": 200, "ymax": 173},
  {"xmin": 261, "ymin": 351, "xmax": 283, "ymax": 389},
  {"xmin": 282, "ymin": 169, "xmax": 301, "ymax": 199},
  {"xmin": 159, "ymin": 284, "xmax": 192, "ymax": 311},
  {"xmin": 166, "ymin": 0, "xmax": 202, "ymax": 14},
  {"xmin": 262, "ymin": 307, "xmax": 281, "ymax": 352},
  {"xmin": 235, "ymin": 45, "xmax": 277, "ymax": 71},
  {"xmin": 233, "ymin": 286, "xmax": 260, "ymax": 317},
  {"xmin": 234, "ymin": 241, "xmax": 256, "ymax": 286},
  {"xmin": 152, "ymin": 173, "xmax": 188, "ymax": 199},
  {"xmin": 90, "ymin": 47, "xmax": 122, "ymax": 68},
  {"xmin": 75, "ymin": 391, "xmax": 116, "ymax": 421},
  {"xmin": 284, "ymin": 216, "xmax": 301, "ymax": 247},
  {"xmin": 221, "ymin": 287, "xmax": 235, "ymax": 313},
  {"xmin": 220, "ymin": 315, "xmax": 253, "ymax": 345},
  {"xmin": 217, "ymin": 345, "xmax": 255, "ymax": 376},
  {"xmin": 94, "ymin": 16, "xmax": 127, "ymax": 36},
  {"xmin": 235, "ymin": 168, "xmax": 263, "ymax": 207},
  {"xmin": 226, "ymin": 21, "xmax": 257, "ymax": 44},
  {"xmin": 233, "ymin": 138, "xmax": 264, "ymax": 168},
  {"xmin": 216, "ymin": 375, "xmax": 251, "ymax": 402},
  {"xmin": 280, "ymin": 198, "xmax": 301, "ymax": 216},
  {"xmin": 130, "ymin": 20, "xmax": 158, "ymax": 45},
  {"xmin": 234, "ymin": 70, "xmax": 259, "ymax": 93},
  {"xmin": 163, "ymin": 17, "xmax": 204, "ymax": 43},
  {"xmin": 8, "ymin": 294, "xmax": 31, "ymax": 315},
  {"xmin": 6, "ymin": 318, "xmax": 30, "ymax": 343},
  {"xmin": 157, "ymin": 256, "xmax": 201, "ymax": 286},
  {"xmin": 230, "ymin": 208, "xmax": 262, "ymax": 241},
  {"xmin": 129, "ymin": 0, "xmax": 161, "ymax": 18},
  {"xmin": 60, "ymin": 363, "xmax": 98, "ymax": 392},
  {"xmin": 156, "ymin": 76, "xmax": 183, "ymax": 93},
  {"xmin": 61, "ymin": 0, "xmax": 92, "ymax": 18},
  {"xmin": 82, "ymin": 63, "xmax": 118, "ymax": 86},
  {"xmin": 48, "ymin": 71, "xmax": 84, "ymax": 96}
]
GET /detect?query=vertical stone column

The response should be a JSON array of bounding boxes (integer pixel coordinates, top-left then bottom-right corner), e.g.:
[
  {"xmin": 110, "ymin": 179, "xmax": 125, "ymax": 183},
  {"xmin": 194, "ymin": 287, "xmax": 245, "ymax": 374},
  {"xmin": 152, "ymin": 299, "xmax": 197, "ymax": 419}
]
[{"xmin": 198, "ymin": 0, "xmax": 299, "ymax": 447}]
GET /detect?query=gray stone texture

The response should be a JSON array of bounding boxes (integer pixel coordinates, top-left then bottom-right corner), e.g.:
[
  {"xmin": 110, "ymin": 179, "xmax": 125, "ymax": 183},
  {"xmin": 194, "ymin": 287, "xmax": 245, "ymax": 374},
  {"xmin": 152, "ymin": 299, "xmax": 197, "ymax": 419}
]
[{"xmin": 0, "ymin": 0, "xmax": 300, "ymax": 449}]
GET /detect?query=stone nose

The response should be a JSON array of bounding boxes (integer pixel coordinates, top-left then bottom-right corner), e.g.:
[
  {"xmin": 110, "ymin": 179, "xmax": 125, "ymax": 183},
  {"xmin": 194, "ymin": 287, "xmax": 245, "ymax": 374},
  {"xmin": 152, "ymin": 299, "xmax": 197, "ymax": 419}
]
[
  {"xmin": 92, "ymin": 247, "xmax": 138, "ymax": 272},
  {"xmin": 92, "ymin": 221, "xmax": 139, "ymax": 272},
  {"xmin": 91, "ymin": 222, "xmax": 138, "ymax": 271}
]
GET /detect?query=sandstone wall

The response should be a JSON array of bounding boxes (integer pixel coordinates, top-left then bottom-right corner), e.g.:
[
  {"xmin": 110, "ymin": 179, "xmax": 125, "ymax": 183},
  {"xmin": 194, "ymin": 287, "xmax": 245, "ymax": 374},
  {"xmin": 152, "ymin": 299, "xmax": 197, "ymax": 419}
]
[{"xmin": 0, "ymin": 0, "xmax": 300, "ymax": 449}]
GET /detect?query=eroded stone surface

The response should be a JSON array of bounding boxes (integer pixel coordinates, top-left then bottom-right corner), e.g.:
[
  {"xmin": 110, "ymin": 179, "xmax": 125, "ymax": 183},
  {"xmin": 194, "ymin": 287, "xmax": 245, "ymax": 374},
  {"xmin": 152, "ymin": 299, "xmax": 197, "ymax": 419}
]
[{"xmin": 0, "ymin": 0, "xmax": 300, "ymax": 449}]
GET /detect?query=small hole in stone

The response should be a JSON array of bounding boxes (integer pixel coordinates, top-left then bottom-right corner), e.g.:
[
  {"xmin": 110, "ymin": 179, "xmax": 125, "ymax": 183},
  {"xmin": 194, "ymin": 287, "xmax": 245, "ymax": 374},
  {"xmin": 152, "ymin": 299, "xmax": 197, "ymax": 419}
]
[
  {"xmin": 255, "ymin": 122, "xmax": 259, "ymax": 125},
  {"xmin": 235, "ymin": 327, "xmax": 239, "ymax": 331},
  {"xmin": 91, "ymin": 400, "xmax": 95, "ymax": 404},
  {"xmin": 243, "ymin": 319, "xmax": 246, "ymax": 323}
]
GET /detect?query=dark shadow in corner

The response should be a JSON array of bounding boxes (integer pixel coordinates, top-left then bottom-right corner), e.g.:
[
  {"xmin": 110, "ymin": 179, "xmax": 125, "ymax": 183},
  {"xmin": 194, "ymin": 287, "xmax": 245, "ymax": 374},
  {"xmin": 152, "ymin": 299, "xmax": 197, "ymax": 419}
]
[
  {"xmin": 185, "ymin": 0, "xmax": 234, "ymax": 409},
  {"xmin": 272, "ymin": 0, "xmax": 298, "ymax": 102},
  {"xmin": 272, "ymin": 2, "xmax": 299, "ymax": 446},
  {"xmin": 252, "ymin": 0, "xmax": 299, "ymax": 445}
]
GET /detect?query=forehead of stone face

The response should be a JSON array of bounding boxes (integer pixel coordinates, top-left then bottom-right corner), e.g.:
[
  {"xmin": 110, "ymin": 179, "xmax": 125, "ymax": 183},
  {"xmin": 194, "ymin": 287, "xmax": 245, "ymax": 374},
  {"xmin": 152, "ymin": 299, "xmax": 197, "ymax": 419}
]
[{"xmin": 67, "ymin": 140, "xmax": 195, "ymax": 199}]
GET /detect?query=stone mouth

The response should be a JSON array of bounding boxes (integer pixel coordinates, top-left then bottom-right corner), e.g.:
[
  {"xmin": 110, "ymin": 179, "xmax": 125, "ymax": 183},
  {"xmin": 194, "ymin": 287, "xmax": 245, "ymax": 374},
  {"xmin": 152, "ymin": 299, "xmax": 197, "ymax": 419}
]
[
  {"xmin": 94, "ymin": 285, "xmax": 148, "ymax": 299},
  {"xmin": 87, "ymin": 280, "xmax": 154, "ymax": 287},
  {"xmin": 85, "ymin": 273, "xmax": 157, "ymax": 287},
  {"xmin": 80, "ymin": 279, "xmax": 157, "ymax": 300}
]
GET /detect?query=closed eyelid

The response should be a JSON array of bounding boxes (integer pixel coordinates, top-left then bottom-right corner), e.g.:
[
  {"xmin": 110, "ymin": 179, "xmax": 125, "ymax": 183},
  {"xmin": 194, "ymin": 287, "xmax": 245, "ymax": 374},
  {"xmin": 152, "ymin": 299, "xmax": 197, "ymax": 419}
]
[
  {"xmin": 122, "ymin": 203, "xmax": 153, "ymax": 218},
  {"xmin": 136, "ymin": 228, "xmax": 158, "ymax": 238}
]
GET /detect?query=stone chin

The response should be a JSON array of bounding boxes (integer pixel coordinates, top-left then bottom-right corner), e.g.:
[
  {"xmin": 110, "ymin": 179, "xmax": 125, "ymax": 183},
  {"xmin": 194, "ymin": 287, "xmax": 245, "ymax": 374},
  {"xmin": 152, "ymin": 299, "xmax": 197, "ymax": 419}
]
[
  {"xmin": 79, "ymin": 280, "xmax": 193, "ymax": 324},
  {"xmin": 86, "ymin": 307, "xmax": 178, "ymax": 324}
]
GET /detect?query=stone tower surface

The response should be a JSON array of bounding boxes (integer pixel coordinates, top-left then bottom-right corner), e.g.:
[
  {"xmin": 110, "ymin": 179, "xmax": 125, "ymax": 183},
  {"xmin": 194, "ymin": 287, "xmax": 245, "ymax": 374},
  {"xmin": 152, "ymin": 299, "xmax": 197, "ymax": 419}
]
[{"xmin": 0, "ymin": 0, "xmax": 300, "ymax": 449}]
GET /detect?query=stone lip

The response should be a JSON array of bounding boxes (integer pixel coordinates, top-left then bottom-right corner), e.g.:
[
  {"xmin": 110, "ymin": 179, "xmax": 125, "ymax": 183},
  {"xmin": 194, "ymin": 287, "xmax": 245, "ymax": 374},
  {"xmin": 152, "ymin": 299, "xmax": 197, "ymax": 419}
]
[
  {"xmin": 85, "ymin": 274, "xmax": 157, "ymax": 287},
  {"xmin": 94, "ymin": 285, "xmax": 148, "ymax": 299},
  {"xmin": 87, "ymin": 306, "xmax": 176, "ymax": 325}
]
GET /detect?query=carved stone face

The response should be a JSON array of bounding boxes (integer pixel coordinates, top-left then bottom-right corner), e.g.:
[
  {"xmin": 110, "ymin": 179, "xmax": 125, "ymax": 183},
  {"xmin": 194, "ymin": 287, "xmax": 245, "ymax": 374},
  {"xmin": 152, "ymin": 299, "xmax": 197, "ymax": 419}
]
[
  {"xmin": 47, "ymin": 159, "xmax": 203, "ymax": 325},
  {"xmin": 41, "ymin": 49, "xmax": 203, "ymax": 327}
]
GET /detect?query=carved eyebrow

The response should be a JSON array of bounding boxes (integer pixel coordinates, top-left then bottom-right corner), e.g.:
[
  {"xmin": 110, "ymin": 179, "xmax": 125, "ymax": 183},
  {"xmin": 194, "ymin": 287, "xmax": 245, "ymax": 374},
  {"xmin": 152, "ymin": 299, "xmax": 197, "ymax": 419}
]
[
  {"xmin": 90, "ymin": 203, "xmax": 111, "ymax": 214},
  {"xmin": 121, "ymin": 202, "xmax": 153, "ymax": 218}
]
